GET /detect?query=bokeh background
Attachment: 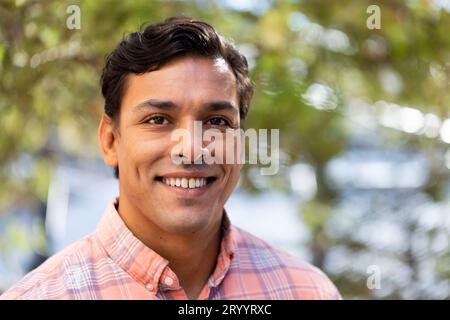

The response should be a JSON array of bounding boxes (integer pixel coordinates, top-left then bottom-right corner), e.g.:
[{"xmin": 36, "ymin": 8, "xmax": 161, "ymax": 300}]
[{"xmin": 1, "ymin": 0, "xmax": 450, "ymax": 299}]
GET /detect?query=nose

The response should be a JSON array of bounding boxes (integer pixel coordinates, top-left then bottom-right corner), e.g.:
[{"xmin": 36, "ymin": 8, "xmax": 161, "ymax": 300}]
[{"xmin": 170, "ymin": 119, "xmax": 209, "ymax": 164}]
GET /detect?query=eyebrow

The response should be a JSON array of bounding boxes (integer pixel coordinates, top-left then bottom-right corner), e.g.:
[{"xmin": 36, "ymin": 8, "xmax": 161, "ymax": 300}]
[
  {"xmin": 132, "ymin": 99, "xmax": 177, "ymax": 113},
  {"xmin": 204, "ymin": 101, "xmax": 239, "ymax": 114},
  {"xmin": 132, "ymin": 99, "xmax": 239, "ymax": 114}
]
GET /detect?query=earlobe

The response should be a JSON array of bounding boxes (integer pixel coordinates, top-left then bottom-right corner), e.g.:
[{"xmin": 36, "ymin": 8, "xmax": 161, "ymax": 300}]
[{"xmin": 98, "ymin": 114, "xmax": 119, "ymax": 169}]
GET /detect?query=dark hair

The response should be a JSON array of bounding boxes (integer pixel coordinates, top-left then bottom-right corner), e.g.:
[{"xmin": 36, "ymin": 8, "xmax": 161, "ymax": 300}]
[{"xmin": 100, "ymin": 17, "xmax": 254, "ymax": 178}]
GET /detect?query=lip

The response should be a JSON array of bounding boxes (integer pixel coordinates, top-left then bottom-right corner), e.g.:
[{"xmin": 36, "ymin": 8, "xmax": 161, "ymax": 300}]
[
  {"xmin": 157, "ymin": 171, "xmax": 215, "ymax": 179},
  {"xmin": 154, "ymin": 173, "xmax": 217, "ymax": 198}
]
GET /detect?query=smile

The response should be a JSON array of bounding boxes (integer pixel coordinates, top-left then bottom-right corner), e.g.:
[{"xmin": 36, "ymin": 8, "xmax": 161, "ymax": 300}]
[{"xmin": 155, "ymin": 176, "xmax": 217, "ymax": 190}]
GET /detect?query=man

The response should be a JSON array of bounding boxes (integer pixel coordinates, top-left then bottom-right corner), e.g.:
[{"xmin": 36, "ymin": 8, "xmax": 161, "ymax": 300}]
[{"xmin": 1, "ymin": 17, "xmax": 341, "ymax": 300}]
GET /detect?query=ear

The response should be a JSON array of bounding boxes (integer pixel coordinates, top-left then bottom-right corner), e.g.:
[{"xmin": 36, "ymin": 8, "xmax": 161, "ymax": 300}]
[{"xmin": 98, "ymin": 114, "xmax": 119, "ymax": 169}]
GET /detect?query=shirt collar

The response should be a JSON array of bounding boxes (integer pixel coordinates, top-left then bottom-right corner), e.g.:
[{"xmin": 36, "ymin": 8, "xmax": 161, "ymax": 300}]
[{"xmin": 95, "ymin": 198, "xmax": 236, "ymax": 291}]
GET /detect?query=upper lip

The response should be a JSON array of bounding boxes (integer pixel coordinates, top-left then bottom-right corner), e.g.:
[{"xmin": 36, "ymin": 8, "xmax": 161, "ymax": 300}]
[{"xmin": 157, "ymin": 172, "xmax": 216, "ymax": 179}]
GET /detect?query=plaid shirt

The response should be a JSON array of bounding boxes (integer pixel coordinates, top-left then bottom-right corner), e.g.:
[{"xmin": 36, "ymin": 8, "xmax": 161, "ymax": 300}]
[{"xmin": 1, "ymin": 198, "xmax": 341, "ymax": 300}]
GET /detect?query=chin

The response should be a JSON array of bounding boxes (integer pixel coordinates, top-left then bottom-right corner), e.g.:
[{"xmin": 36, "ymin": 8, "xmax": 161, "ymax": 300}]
[{"xmin": 159, "ymin": 207, "xmax": 216, "ymax": 234}]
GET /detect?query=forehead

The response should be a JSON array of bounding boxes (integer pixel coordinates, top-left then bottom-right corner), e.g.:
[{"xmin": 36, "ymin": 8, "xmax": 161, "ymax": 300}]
[{"xmin": 121, "ymin": 56, "xmax": 239, "ymax": 113}]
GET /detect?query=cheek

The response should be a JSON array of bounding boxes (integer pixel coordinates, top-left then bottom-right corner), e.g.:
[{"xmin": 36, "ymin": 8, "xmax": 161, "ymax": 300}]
[
  {"xmin": 230, "ymin": 165, "xmax": 241, "ymax": 183},
  {"xmin": 206, "ymin": 130, "xmax": 242, "ymax": 165},
  {"xmin": 117, "ymin": 133, "xmax": 169, "ymax": 174},
  {"xmin": 217, "ymin": 165, "xmax": 240, "ymax": 204},
  {"xmin": 223, "ymin": 164, "xmax": 241, "ymax": 193}
]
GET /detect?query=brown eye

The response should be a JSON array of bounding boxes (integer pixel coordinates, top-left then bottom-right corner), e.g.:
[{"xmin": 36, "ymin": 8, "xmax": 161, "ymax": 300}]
[
  {"xmin": 205, "ymin": 117, "xmax": 231, "ymax": 127},
  {"xmin": 147, "ymin": 116, "xmax": 169, "ymax": 125}
]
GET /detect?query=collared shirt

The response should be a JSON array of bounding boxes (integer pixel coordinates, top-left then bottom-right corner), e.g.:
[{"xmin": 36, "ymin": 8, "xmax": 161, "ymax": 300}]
[{"xmin": 1, "ymin": 198, "xmax": 341, "ymax": 300}]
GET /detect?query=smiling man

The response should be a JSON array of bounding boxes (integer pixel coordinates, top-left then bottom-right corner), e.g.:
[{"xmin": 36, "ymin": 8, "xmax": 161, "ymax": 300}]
[{"xmin": 1, "ymin": 17, "xmax": 340, "ymax": 300}]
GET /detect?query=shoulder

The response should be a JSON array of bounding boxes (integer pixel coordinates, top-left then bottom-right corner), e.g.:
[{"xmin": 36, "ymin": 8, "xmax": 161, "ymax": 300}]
[
  {"xmin": 231, "ymin": 226, "xmax": 341, "ymax": 300},
  {"xmin": 0, "ymin": 234, "xmax": 107, "ymax": 300}
]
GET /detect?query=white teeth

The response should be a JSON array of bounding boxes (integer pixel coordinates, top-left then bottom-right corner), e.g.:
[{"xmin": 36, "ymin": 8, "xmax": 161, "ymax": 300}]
[{"xmin": 162, "ymin": 177, "xmax": 208, "ymax": 189}]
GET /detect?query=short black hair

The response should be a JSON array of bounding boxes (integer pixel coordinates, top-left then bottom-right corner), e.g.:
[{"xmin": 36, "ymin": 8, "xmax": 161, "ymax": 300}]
[{"xmin": 100, "ymin": 17, "xmax": 254, "ymax": 179}]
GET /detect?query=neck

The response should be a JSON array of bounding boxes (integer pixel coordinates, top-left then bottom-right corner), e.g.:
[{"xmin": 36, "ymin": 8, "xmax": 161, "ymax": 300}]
[
  {"xmin": 117, "ymin": 197, "xmax": 223, "ymax": 299},
  {"xmin": 163, "ymin": 228, "xmax": 222, "ymax": 299}
]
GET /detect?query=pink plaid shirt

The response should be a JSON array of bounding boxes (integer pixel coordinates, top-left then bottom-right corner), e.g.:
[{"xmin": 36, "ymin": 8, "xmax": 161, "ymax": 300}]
[{"xmin": 1, "ymin": 198, "xmax": 341, "ymax": 300}]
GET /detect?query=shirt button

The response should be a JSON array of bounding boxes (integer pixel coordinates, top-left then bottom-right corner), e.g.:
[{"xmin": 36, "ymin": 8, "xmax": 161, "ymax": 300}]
[
  {"xmin": 164, "ymin": 277, "xmax": 174, "ymax": 286},
  {"xmin": 146, "ymin": 283, "xmax": 153, "ymax": 291}
]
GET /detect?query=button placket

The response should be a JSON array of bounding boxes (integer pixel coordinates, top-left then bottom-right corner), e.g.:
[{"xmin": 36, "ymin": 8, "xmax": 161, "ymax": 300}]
[{"xmin": 163, "ymin": 276, "xmax": 174, "ymax": 286}]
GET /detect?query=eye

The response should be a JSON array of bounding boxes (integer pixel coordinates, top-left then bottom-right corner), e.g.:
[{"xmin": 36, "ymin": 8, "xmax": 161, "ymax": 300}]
[
  {"xmin": 205, "ymin": 116, "xmax": 231, "ymax": 127},
  {"xmin": 147, "ymin": 115, "xmax": 169, "ymax": 125}
]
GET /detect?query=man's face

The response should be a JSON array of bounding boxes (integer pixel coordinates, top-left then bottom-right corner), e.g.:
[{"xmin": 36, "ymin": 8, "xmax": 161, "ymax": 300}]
[{"xmin": 108, "ymin": 56, "xmax": 241, "ymax": 235}]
